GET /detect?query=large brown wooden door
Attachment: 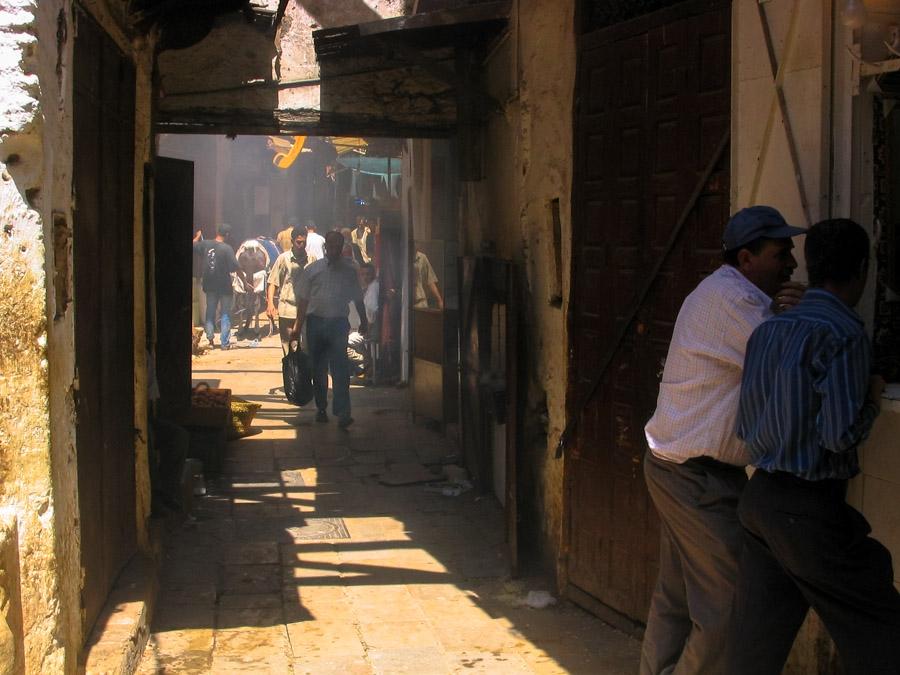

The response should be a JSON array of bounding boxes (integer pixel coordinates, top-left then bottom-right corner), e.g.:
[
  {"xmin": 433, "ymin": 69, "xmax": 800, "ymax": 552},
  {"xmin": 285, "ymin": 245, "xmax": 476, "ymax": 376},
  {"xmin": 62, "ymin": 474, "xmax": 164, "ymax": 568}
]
[
  {"xmin": 566, "ymin": 0, "xmax": 731, "ymax": 623},
  {"xmin": 73, "ymin": 6, "xmax": 137, "ymax": 638}
]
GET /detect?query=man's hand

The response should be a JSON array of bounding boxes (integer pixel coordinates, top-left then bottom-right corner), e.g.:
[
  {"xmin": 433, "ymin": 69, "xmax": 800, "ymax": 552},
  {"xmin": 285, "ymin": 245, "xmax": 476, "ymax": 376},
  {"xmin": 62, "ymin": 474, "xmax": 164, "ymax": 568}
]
[
  {"xmin": 193, "ymin": 229, "xmax": 203, "ymax": 243},
  {"xmin": 266, "ymin": 303, "xmax": 278, "ymax": 321},
  {"xmin": 773, "ymin": 281, "xmax": 806, "ymax": 313},
  {"xmin": 869, "ymin": 374, "xmax": 886, "ymax": 413}
]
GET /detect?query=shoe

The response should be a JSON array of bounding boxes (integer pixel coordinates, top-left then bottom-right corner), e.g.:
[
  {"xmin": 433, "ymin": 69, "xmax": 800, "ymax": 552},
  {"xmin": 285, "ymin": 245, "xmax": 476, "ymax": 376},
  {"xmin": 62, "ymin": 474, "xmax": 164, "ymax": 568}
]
[
  {"xmin": 338, "ymin": 416, "xmax": 354, "ymax": 429},
  {"xmin": 220, "ymin": 344, "xmax": 231, "ymax": 351},
  {"xmin": 315, "ymin": 410, "xmax": 328, "ymax": 423}
]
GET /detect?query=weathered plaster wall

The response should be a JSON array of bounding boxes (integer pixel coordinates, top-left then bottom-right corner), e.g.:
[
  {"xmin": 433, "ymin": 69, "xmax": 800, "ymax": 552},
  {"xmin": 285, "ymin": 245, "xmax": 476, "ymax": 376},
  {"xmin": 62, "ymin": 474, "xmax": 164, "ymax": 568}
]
[
  {"xmin": 0, "ymin": 0, "xmax": 155, "ymax": 671},
  {"xmin": 732, "ymin": 0, "xmax": 827, "ymax": 230},
  {"xmin": 1, "ymin": 0, "xmax": 75, "ymax": 670},
  {"xmin": 278, "ymin": 0, "xmax": 410, "ymax": 84},
  {"xmin": 464, "ymin": 0, "xmax": 575, "ymax": 572},
  {"xmin": 158, "ymin": 15, "xmax": 278, "ymax": 112},
  {"xmin": 277, "ymin": 0, "xmax": 451, "ymax": 134},
  {"xmin": 158, "ymin": 0, "xmax": 419, "ymax": 133}
]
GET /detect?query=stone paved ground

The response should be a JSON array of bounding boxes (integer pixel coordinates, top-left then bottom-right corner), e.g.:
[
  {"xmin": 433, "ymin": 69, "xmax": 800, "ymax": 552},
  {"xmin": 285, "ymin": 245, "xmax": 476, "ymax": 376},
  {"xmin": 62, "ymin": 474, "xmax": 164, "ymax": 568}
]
[{"xmin": 138, "ymin": 333, "xmax": 640, "ymax": 674}]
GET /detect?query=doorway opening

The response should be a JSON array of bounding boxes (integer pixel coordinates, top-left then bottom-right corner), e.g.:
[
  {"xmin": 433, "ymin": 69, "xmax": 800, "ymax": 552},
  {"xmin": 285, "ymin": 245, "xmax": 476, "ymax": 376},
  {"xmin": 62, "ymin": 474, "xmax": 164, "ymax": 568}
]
[{"xmin": 147, "ymin": 133, "xmax": 485, "ymax": 507}]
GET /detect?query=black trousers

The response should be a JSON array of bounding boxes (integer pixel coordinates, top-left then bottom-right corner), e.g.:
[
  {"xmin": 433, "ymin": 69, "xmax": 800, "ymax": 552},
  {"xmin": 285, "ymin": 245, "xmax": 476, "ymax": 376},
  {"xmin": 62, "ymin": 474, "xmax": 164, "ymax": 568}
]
[{"xmin": 727, "ymin": 470, "xmax": 900, "ymax": 675}]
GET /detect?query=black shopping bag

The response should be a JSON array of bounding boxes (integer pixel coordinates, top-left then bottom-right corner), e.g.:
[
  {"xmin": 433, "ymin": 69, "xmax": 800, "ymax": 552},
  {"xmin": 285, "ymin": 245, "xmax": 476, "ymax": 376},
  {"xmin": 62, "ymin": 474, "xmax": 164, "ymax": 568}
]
[{"xmin": 282, "ymin": 342, "xmax": 313, "ymax": 406}]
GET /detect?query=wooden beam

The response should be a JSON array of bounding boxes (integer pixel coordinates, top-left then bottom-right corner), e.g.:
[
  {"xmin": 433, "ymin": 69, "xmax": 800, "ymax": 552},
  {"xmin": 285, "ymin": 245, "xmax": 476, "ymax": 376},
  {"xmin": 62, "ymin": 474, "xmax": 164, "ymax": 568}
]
[{"xmin": 154, "ymin": 108, "xmax": 456, "ymax": 138}]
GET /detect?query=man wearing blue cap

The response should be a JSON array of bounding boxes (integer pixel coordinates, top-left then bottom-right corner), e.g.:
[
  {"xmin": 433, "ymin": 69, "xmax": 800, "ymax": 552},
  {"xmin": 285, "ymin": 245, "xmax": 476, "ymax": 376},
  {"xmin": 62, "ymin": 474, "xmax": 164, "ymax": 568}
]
[{"xmin": 641, "ymin": 206, "xmax": 806, "ymax": 674}]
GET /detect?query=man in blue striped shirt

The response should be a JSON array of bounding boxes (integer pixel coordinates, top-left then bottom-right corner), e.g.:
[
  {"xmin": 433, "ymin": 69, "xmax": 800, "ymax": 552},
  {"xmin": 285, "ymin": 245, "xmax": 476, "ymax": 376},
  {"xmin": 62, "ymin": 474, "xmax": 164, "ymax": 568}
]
[{"xmin": 727, "ymin": 219, "xmax": 899, "ymax": 674}]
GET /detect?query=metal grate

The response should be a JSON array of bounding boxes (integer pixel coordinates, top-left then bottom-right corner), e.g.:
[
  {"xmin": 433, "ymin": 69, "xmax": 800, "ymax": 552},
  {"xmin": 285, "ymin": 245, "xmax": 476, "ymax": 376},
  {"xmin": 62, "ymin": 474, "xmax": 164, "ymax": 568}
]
[{"xmin": 287, "ymin": 518, "xmax": 351, "ymax": 540}]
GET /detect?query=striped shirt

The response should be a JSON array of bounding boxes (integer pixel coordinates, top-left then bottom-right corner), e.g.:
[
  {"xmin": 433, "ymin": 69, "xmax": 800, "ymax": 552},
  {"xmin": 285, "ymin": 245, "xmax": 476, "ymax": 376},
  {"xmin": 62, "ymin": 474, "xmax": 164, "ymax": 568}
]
[
  {"xmin": 737, "ymin": 289, "xmax": 879, "ymax": 480},
  {"xmin": 295, "ymin": 256, "xmax": 362, "ymax": 319},
  {"xmin": 644, "ymin": 265, "xmax": 773, "ymax": 466}
]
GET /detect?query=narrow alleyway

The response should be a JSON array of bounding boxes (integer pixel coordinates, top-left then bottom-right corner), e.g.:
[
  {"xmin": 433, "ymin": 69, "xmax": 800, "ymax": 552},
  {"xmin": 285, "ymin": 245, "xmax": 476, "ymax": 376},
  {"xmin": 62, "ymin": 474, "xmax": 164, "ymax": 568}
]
[{"xmin": 138, "ymin": 334, "xmax": 640, "ymax": 674}]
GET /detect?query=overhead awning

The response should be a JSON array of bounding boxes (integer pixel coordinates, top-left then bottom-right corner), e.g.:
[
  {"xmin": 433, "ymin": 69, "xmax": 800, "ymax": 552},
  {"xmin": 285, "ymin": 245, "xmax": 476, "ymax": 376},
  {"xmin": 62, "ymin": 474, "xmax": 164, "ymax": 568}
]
[
  {"xmin": 302, "ymin": 1, "xmax": 510, "ymax": 138},
  {"xmin": 313, "ymin": 1, "xmax": 511, "ymax": 60},
  {"xmin": 155, "ymin": 2, "xmax": 510, "ymax": 138}
]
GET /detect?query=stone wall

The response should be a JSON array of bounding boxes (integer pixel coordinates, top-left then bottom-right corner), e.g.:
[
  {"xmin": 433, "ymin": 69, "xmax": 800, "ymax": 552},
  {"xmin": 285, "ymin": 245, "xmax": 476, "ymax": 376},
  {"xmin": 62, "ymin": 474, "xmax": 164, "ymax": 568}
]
[
  {"xmin": 158, "ymin": 0, "xmax": 425, "ymax": 134},
  {"xmin": 1, "ymin": 1, "xmax": 73, "ymax": 669},
  {"xmin": 0, "ymin": 0, "xmax": 154, "ymax": 670}
]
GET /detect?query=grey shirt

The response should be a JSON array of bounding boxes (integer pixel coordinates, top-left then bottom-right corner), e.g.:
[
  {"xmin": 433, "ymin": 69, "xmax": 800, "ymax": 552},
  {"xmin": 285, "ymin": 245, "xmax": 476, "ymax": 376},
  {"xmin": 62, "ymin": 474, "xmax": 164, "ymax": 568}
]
[{"xmin": 295, "ymin": 257, "xmax": 363, "ymax": 319}]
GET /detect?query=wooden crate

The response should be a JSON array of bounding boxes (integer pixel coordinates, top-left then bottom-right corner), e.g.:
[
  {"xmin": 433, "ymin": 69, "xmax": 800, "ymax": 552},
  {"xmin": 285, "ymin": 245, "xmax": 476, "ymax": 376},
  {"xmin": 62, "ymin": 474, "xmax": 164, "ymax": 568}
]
[{"xmin": 186, "ymin": 386, "xmax": 231, "ymax": 428}]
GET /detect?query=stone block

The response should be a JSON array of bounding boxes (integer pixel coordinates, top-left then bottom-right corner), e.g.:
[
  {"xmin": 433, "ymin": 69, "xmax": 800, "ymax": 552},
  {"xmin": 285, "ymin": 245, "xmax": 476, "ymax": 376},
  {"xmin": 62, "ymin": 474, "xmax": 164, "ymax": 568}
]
[
  {"xmin": 860, "ymin": 408, "xmax": 900, "ymax": 484},
  {"xmin": 0, "ymin": 517, "xmax": 24, "ymax": 675},
  {"xmin": 285, "ymin": 620, "xmax": 365, "ymax": 658},
  {"xmin": 366, "ymin": 647, "xmax": 451, "ymax": 674},
  {"xmin": 862, "ymin": 475, "xmax": 900, "ymax": 572}
]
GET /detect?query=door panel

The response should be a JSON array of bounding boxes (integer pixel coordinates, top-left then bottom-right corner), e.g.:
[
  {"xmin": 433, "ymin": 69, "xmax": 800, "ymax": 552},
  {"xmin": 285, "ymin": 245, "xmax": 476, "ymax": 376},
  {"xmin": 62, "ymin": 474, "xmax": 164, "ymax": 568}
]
[
  {"xmin": 154, "ymin": 157, "xmax": 195, "ymax": 418},
  {"xmin": 73, "ymin": 6, "xmax": 137, "ymax": 638},
  {"xmin": 567, "ymin": 0, "xmax": 730, "ymax": 622}
]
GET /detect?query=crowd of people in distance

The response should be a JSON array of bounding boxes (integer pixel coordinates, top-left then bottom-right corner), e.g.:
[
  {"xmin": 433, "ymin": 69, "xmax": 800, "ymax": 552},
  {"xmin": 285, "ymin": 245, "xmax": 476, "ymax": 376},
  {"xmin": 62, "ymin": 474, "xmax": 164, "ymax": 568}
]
[{"xmin": 193, "ymin": 217, "xmax": 385, "ymax": 428}]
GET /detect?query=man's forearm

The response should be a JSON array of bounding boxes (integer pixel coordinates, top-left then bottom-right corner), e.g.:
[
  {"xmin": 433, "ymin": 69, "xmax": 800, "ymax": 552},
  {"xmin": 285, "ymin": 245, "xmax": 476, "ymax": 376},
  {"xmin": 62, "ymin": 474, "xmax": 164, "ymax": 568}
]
[
  {"xmin": 354, "ymin": 299, "xmax": 369, "ymax": 334},
  {"xmin": 429, "ymin": 282, "xmax": 444, "ymax": 309},
  {"xmin": 292, "ymin": 299, "xmax": 309, "ymax": 334}
]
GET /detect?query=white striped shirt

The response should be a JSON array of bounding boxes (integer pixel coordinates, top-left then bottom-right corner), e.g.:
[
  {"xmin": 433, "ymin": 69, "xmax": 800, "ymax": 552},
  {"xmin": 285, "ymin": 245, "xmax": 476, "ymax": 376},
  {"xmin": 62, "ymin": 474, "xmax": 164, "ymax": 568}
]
[{"xmin": 644, "ymin": 265, "xmax": 773, "ymax": 466}]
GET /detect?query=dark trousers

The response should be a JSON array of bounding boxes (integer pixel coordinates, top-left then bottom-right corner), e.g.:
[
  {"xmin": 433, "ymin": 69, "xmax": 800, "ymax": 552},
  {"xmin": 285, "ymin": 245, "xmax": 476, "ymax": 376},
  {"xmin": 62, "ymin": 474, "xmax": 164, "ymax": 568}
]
[
  {"xmin": 727, "ymin": 470, "xmax": 900, "ymax": 675},
  {"xmin": 306, "ymin": 315, "xmax": 350, "ymax": 418},
  {"xmin": 641, "ymin": 451, "xmax": 748, "ymax": 675}
]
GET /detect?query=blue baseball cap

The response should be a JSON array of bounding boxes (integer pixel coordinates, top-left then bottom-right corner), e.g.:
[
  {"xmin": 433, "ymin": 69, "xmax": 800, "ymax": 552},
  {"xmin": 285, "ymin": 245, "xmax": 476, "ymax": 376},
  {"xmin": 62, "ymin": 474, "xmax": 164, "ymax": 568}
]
[{"xmin": 723, "ymin": 206, "xmax": 806, "ymax": 250}]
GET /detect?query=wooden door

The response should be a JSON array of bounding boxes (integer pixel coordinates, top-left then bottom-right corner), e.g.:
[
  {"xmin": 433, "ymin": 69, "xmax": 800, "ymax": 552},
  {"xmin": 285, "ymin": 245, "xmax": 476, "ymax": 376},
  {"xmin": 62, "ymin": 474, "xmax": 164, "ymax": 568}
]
[
  {"xmin": 73, "ymin": 6, "xmax": 137, "ymax": 638},
  {"xmin": 459, "ymin": 257, "xmax": 520, "ymax": 572},
  {"xmin": 566, "ymin": 0, "xmax": 731, "ymax": 623},
  {"xmin": 154, "ymin": 157, "xmax": 195, "ymax": 418}
]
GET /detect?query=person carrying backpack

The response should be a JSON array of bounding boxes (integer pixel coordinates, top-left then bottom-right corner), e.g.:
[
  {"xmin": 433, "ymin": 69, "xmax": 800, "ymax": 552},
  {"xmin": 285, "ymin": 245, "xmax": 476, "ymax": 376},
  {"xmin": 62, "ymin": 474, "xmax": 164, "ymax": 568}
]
[{"xmin": 193, "ymin": 223, "xmax": 242, "ymax": 350}]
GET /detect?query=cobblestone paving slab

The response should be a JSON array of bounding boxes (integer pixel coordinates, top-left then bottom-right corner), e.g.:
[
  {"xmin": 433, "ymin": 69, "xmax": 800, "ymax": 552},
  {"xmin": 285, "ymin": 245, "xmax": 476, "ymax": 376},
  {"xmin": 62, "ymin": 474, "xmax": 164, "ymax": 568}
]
[{"xmin": 139, "ymin": 335, "xmax": 640, "ymax": 673}]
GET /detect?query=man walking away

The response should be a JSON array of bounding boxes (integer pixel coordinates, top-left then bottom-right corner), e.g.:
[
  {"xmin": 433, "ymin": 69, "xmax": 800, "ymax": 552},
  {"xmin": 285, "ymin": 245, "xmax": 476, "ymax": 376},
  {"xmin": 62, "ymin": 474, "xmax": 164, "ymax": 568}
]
[
  {"xmin": 267, "ymin": 225, "xmax": 308, "ymax": 351},
  {"xmin": 727, "ymin": 218, "xmax": 900, "ymax": 675},
  {"xmin": 352, "ymin": 217, "xmax": 373, "ymax": 264},
  {"xmin": 305, "ymin": 220, "xmax": 325, "ymax": 261},
  {"xmin": 641, "ymin": 206, "xmax": 806, "ymax": 675},
  {"xmin": 276, "ymin": 222, "xmax": 294, "ymax": 253},
  {"xmin": 413, "ymin": 248, "xmax": 443, "ymax": 309},
  {"xmin": 193, "ymin": 223, "xmax": 241, "ymax": 350},
  {"xmin": 291, "ymin": 230, "xmax": 368, "ymax": 428}
]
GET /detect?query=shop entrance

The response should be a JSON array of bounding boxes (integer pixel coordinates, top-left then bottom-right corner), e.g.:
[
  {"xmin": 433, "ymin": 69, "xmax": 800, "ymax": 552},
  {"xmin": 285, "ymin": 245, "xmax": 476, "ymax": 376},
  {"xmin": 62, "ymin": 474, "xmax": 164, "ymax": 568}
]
[{"xmin": 154, "ymin": 134, "xmax": 410, "ymax": 396}]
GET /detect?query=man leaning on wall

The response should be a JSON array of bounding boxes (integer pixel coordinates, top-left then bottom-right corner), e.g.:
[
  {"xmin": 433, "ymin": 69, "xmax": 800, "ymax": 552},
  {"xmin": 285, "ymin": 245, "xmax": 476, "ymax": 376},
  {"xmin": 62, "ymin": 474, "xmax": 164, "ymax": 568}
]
[
  {"xmin": 726, "ymin": 218, "xmax": 900, "ymax": 675},
  {"xmin": 641, "ymin": 206, "xmax": 806, "ymax": 674}
]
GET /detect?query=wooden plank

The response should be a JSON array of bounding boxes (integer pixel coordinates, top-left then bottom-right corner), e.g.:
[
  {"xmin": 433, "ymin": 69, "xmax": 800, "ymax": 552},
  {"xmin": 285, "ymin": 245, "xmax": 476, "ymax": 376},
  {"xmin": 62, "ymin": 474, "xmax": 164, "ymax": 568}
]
[
  {"xmin": 73, "ymin": 5, "xmax": 137, "ymax": 640},
  {"xmin": 153, "ymin": 157, "xmax": 195, "ymax": 419},
  {"xmin": 73, "ymin": 6, "xmax": 106, "ymax": 634}
]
